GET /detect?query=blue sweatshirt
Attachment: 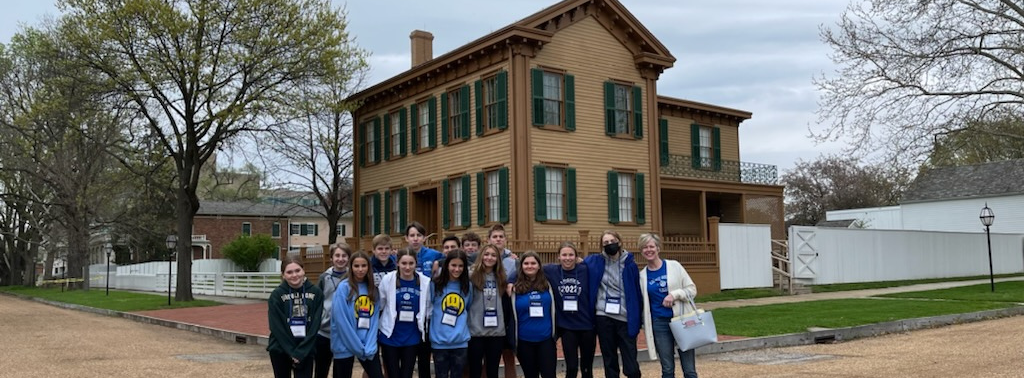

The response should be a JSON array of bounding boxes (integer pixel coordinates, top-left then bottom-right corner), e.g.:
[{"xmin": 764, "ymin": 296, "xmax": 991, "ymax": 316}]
[
  {"xmin": 542, "ymin": 264, "xmax": 593, "ymax": 331},
  {"xmin": 584, "ymin": 251, "xmax": 642, "ymax": 338},
  {"xmin": 372, "ymin": 255, "xmax": 397, "ymax": 284},
  {"xmin": 331, "ymin": 280, "xmax": 380, "ymax": 360},
  {"xmin": 416, "ymin": 247, "xmax": 444, "ymax": 278},
  {"xmin": 429, "ymin": 280, "xmax": 472, "ymax": 349}
]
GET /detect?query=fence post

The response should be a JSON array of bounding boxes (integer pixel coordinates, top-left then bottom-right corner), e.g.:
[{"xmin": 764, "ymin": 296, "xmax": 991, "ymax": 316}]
[
  {"xmin": 578, "ymin": 230, "xmax": 590, "ymax": 256},
  {"xmin": 215, "ymin": 272, "xmax": 224, "ymax": 296},
  {"xmin": 708, "ymin": 216, "xmax": 720, "ymax": 267}
]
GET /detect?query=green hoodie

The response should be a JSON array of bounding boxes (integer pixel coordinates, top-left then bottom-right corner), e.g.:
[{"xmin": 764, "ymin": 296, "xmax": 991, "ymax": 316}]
[{"xmin": 267, "ymin": 279, "xmax": 324, "ymax": 361}]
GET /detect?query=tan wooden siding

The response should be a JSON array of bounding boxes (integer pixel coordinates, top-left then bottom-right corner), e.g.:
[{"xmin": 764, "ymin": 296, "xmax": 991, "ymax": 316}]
[
  {"xmin": 530, "ymin": 16, "xmax": 653, "ymax": 238},
  {"xmin": 661, "ymin": 114, "xmax": 740, "ymax": 162},
  {"xmin": 662, "ymin": 190, "xmax": 703, "ymax": 237}
]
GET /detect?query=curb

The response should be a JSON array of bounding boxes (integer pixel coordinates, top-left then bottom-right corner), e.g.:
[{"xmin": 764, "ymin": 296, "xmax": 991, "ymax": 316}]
[
  {"xmin": 691, "ymin": 305, "xmax": 1024, "ymax": 356},
  {"xmin": 0, "ymin": 291, "xmax": 269, "ymax": 347}
]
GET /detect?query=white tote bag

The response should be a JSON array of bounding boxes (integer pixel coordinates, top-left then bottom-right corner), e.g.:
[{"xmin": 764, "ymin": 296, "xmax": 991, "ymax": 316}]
[{"xmin": 668, "ymin": 296, "xmax": 718, "ymax": 351}]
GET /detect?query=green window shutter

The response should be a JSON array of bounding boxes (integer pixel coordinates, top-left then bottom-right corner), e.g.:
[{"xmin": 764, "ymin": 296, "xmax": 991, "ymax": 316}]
[
  {"xmin": 384, "ymin": 190, "xmax": 391, "ymax": 234},
  {"xmin": 632, "ymin": 86, "xmax": 643, "ymax": 139},
  {"xmin": 399, "ymin": 187, "xmax": 408, "ymax": 229},
  {"xmin": 604, "ymin": 82, "xmax": 616, "ymax": 135},
  {"xmin": 461, "ymin": 174, "xmax": 471, "ymax": 227},
  {"xmin": 359, "ymin": 195, "xmax": 366, "ymax": 235},
  {"xmin": 659, "ymin": 119, "xmax": 669, "ymax": 166},
  {"xmin": 373, "ymin": 117, "xmax": 382, "ymax": 163},
  {"xmin": 313, "ymin": 224, "xmax": 319, "ymax": 236},
  {"xmin": 477, "ymin": 172, "xmax": 485, "ymax": 226},
  {"xmin": 565, "ymin": 74, "xmax": 576, "ymax": 131},
  {"xmin": 300, "ymin": 224, "xmax": 308, "ymax": 236},
  {"xmin": 567, "ymin": 167, "xmax": 577, "ymax": 223},
  {"xmin": 441, "ymin": 93, "xmax": 449, "ymax": 145},
  {"xmin": 428, "ymin": 96, "xmax": 437, "ymax": 148},
  {"xmin": 358, "ymin": 123, "xmax": 365, "ymax": 167},
  {"xmin": 410, "ymin": 103, "xmax": 419, "ymax": 153},
  {"xmin": 533, "ymin": 165, "xmax": 546, "ymax": 222},
  {"xmin": 531, "ymin": 68, "xmax": 544, "ymax": 126},
  {"xmin": 712, "ymin": 127, "xmax": 722, "ymax": 171},
  {"xmin": 460, "ymin": 85, "xmax": 470, "ymax": 140},
  {"xmin": 690, "ymin": 124, "xmax": 701, "ymax": 169},
  {"xmin": 383, "ymin": 113, "xmax": 391, "ymax": 160},
  {"xmin": 399, "ymin": 107, "xmax": 408, "ymax": 156},
  {"xmin": 442, "ymin": 179, "xmax": 450, "ymax": 230},
  {"xmin": 496, "ymin": 71, "xmax": 508, "ymax": 130},
  {"xmin": 607, "ymin": 171, "xmax": 619, "ymax": 224},
  {"xmin": 498, "ymin": 167, "xmax": 509, "ymax": 223},
  {"xmin": 373, "ymin": 192, "xmax": 381, "ymax": 235},
  {"xmin": 636, "ymin": 173, "xmax": 646, "ymax": 225},
  {"xmin": 475, "ymin": 80, "xmax": 484, "ymax": 136}
]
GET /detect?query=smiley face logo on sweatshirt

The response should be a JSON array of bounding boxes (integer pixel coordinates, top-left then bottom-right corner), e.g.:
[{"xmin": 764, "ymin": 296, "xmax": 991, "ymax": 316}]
[
  {"xmin": 354, "ymin": 295, "xmax": 375, "ymax": 316},
  {"xmin": 441, "ymin": 293, "xmax": 465, "ymax": 315}
]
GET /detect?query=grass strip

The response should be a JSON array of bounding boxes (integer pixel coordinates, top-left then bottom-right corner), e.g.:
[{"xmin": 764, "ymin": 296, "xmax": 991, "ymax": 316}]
[
  {"xmin": 811, "ymin": 273, "xmax": 1024, "ymax": 293},
  {"xmin": 878, "ymin": 281, "xmax": 1024, "ymax": 303},
  {"xmin": 711, "ymin": 298, "xmax": 1013, "ymax": 337},
  {"xmin": 696, "ymin": 288, "xmax": 783, "ymax": 303},
  {"xmin": 0, "ymin": 286, "xmax": 222, "ymax": 312}
]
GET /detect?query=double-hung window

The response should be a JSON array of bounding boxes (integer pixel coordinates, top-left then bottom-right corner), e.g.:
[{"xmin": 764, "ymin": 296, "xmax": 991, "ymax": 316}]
[{"xmin": 533, "ymin": 164, "xmax": 577, "ymax": 223}]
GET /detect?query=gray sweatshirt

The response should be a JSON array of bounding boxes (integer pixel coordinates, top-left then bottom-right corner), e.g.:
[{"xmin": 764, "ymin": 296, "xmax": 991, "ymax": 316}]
[
  {"xmin": 468, "ymin": 270, "xmax": 506, "ymax": 337},
  {"xmin": 317, "ymin": 267, "xmax": 346, "ymax": 337},
  {"xmin": 595, "ymin": 251, "xmax": 628, "ymax": 322}
]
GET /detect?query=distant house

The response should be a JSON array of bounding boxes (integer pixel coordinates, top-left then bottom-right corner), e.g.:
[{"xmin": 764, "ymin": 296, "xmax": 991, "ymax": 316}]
[
  {"xmin": 825, "ymin": 159, "xmax": 1024, "ymax": 234},
  {"xmin": 191, "ymin": 201, "xmax": 353, "ymax": 260}
]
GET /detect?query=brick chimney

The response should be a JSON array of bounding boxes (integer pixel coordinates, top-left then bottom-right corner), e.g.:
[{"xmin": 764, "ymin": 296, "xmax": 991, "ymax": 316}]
[{"xmin": 410, "ymin": 30, "xmax": 434, "ymax": 67}]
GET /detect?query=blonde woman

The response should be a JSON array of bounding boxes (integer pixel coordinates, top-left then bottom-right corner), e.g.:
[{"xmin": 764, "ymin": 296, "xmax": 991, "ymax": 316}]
[{"xmin": 638, "ymin": 233, "xmax": 698, "ymax": 378}]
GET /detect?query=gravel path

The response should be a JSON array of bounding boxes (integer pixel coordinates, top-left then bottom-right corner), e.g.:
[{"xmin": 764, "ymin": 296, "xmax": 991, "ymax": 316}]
[{"xmin": 2, "ymin": 294, "xmax": 1021, "ymax": 377}]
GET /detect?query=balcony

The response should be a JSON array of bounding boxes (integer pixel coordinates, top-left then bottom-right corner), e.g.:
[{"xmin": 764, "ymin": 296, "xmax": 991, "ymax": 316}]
[{"xmin": 661, "ymin": 154, "xmax": 778, "ymax": 185}]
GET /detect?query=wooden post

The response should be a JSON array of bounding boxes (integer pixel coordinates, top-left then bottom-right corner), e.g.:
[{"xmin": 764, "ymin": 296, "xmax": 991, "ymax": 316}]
[
  {"xmin": 578, "ymin": 230, "xmax": 590, "ymax": 256},
  {"xmin": 708, "ymin": 216, "xmax": 720, "ymax": 267}
]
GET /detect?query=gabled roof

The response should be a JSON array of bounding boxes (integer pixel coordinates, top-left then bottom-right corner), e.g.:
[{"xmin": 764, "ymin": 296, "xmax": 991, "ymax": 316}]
[
  {"xmin": 349, "ymin": 0, "xmax": 675, "ymax": 105},
  {"xmin": 196, "ymin": 201, "xmax": 322, "ymax": 218},
  {"xmin": 902, "ymin": 159, "xmax": 1024, "ymax": 203}
]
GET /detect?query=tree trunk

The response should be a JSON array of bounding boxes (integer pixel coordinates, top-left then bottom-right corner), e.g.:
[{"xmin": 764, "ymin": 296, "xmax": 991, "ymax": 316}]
[{"xmin": 174, "ymin": 182, "xmax": 197, "ymax": 302}]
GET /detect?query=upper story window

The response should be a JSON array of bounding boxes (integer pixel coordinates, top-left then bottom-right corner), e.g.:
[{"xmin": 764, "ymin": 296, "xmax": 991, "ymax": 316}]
[
  {"xmin": 604, "ymin": 82, "xmax": 642, "ymax": 139},
  {"xmin": 690, "ymin": 124, "xmax": 721, "ymax": 171},
  {"xmin": 390, "ymin": 110, "xmax": 402, "ymax": 159},
  {"xmin": 531, "ymin": 68, "xmax": 575, "ymax": 130},
  {"xmin": 441, "ymin": 85, "xmax": 470, "ymax": 145},
  {"xmin": 411, "ymin": 97, "xmax": 437, "ymax": 153},
  {"xmin": 483, "ymin": 76, "xmax": 500, "ymax": 130},
  {"xmin": 241, "ymin": 222, "xmax": 251, "ymax": 236},
  {"xmin": 271, "ymin": 222, "xmax": 281, "ymax": 238},
  {"xmin": 361, "ymin": 118, "xmax": 379, "ymax": 166}
]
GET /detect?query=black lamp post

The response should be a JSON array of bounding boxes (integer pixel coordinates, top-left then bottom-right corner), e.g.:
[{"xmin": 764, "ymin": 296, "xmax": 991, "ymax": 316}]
[
  {"xmin": 165, "ymin": 234, "xmax": 178, "ymax": 306},
  {"xmin": 104, "ymin": 242, "xmax": 113, "ymax": 296},
  {"xmin": 979, "ymin": 203, "xmax": 995, "ymax": 292}
]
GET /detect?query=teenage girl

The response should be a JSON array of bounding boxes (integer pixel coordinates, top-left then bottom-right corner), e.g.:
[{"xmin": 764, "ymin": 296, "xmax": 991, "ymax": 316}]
[
  {"xmin": 467, "ymin": 244, "xmax": 509, "ymax": 378},
  {"xmin": 268, "ymin": 256, "xmax": 324, "ymax": 378},
  {"xmin": 429, "ymin": 250, "xmax": 473, "ymax": 378},
  {"xmin": 377, "ymin": 247, "xmax": 431, "ymax": 378},
  {"xmin": 330, "ymin": 252, "xmax": 385, "ymax": 378},
  {"xmin": 315, "ymin": 244, "xmax": 351, "ymax": 378},
  {"xmin": 511, "ymin": 251, "xmax": 556, "ymax": 378},
  {"xmin": 545, "ymin": 242, "xmax": 594, "ymax": 378}
]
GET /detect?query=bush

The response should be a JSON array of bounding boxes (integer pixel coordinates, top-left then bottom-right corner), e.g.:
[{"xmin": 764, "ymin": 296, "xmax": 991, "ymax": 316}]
[{"xmin": 222, "ymin": 234, "xmax": 278, "ymax": 272}]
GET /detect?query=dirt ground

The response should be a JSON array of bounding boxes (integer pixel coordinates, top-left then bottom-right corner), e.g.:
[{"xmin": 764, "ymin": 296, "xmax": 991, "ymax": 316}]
[{"xmin": 2, "ymin": 295, "xmax": 1022, "ymax": 377}]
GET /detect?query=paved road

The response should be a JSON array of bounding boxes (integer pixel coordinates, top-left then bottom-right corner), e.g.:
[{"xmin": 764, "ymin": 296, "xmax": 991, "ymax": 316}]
[{"xmin": 3, "ymin": 294, "xmax": 1022, "ymax": 377}]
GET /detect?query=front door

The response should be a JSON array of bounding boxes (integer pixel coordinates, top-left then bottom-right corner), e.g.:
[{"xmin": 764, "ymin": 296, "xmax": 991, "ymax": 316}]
[{"xmin": 411, "ymin": 187, "xmax": 438, "ymax": 240}]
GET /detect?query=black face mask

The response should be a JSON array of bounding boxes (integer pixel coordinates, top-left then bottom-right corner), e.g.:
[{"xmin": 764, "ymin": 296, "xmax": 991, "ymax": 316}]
[{"xmin": 603, "ymin": 242, "xmax": 620, "ymax": 256}]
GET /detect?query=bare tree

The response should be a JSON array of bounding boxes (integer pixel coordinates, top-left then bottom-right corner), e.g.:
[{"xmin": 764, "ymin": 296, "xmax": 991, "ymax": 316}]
[
  {"xmin": 815, "ymin": 0, "xmax": 1024, "ymax": 164},
  {"xmin": 59, "ymin": 0, "xmax": 369, "ymax": 300},
  {"xmin": 781, "ymin": 155, "xmax": 910, "ymax": 226}
]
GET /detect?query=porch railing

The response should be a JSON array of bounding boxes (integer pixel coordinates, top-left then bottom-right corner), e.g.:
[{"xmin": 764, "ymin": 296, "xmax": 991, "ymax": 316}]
[{"xmin": 661, "ymin": 154, "xmax": 778, "ymax": 185}]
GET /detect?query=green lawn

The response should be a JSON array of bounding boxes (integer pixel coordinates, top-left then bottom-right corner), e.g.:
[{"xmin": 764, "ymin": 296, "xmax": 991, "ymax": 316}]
[
  {"xmin": 879, "ymin": 281, "xmax": 1024, "ymax": 302},
  {"xmin": 810, "ymin": 273, "xmax": 1024, "ymax": 293},
  {"xmin": 0, "ymin": 286, "xmax": 223, "ymax": 312},
  {"xmin": 696, "ymin": 288, "xmax": 783, "ymax": 303},
  {"xmin": 711, "ymin": 298, "xmax": 1014, "ymax": 337}
]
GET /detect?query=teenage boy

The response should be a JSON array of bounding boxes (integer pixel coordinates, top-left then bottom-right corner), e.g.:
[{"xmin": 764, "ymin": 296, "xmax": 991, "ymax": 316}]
[
  {"xmin": 461, "ymin": 232, "xmax": 481, "ymax": 264},
  {"xmin": 371, "ymin": 234, "xmax": 397, "ymax": 284},
  {"xmin": 406, "ymin": 221, "xmax": 443, "ymax": 378}
]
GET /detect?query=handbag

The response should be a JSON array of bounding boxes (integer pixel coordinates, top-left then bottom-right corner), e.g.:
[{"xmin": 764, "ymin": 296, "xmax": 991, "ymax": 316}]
[{"xmin": 668, "ymin": 295, "xmax": 718, "ymax": 351}]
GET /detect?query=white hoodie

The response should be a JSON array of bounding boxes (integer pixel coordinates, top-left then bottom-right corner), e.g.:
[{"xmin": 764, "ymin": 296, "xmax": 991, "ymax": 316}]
[{"xmin": 377, "ymin": 270, "xmax": 432, "ymax": 341}]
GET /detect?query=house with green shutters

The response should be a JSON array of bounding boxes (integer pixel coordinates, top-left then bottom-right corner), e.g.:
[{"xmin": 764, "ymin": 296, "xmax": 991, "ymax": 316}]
[{"xmin": 347, "ymin": 0, "xmax": 784, "ymax": 292}]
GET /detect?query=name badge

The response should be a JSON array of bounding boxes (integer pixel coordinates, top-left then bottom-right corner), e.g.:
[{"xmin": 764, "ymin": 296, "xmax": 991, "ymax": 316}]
[
  {"xmin": 289, "ymin": 317, "xmax": 306, "ymax": 337},
  {"xmin": 530, "ymin": 301, "xmax": 544, "ymax": 318},
  {"xmin": 484, "ymin": 309, "xmax": 498, "ymax": 327},
  {"xmin": 399, "ymin": 303, "xmax": 415, "ymax": 322},
  {"xmin": 357, "ymin": 309, "xmax": 371, "ymax": 329},
  {"xmin": 563, "ymin": 295, "xmax": 578, "ymax": 312},
  {"xmin": 442, "ymin": 307, "xmax": 459, "ymax": 327},
  {"xmin": 605, "ymin": 297, "xmax": 621, "ymax": 315}
]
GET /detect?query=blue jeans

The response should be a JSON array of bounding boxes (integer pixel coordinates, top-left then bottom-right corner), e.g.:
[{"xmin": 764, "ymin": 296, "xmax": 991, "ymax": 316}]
[
  {"xmin": 651, "ymin": 317, "xmax": 697, "ymax": 378},
  {"xmin": 432, "ymin": 348, "xmax": 467, "ymax": 378}
]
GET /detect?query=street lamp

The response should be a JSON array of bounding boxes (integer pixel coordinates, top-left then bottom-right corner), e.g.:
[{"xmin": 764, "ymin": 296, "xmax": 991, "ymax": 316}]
[
  {"xmin": 979, "ymin": 203, "xmax": 995, "ymax": 292},
  {"xmin": 165, "ymin": 234, "xmax": 178, "ymax": 306},
  {"xmin": 104, "ymin": 242, "xmax": 113, "ymax": 296}
]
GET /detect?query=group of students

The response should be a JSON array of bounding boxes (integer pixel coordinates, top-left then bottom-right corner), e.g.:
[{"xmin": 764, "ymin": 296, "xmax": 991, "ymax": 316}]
[{"xmin": 268, "ymin": 222, "xmax": 701, "ymax": 378}]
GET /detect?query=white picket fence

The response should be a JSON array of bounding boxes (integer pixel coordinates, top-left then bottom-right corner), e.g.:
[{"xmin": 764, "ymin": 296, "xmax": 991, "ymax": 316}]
[{"xmin": 89, "ymin": 258, "xmax": 283, "ymax": 299}]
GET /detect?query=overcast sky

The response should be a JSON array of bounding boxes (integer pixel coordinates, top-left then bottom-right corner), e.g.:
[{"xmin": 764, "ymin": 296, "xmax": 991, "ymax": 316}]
[{"xmin": 0, "ymin": 0, "xmax": 854, "ymax": 173}]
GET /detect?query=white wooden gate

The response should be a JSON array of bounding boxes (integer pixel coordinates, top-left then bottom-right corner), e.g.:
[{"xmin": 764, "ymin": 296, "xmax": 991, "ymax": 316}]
[{"xmin": 790, "ymin": 226, "xmax": 818, "ymax": 279}]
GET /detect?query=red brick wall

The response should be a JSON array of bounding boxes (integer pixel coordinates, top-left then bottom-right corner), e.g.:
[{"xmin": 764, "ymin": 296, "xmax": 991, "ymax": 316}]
[{"xmin": 193, "ymin": 216, "xmax": 288, "ymax": 259}]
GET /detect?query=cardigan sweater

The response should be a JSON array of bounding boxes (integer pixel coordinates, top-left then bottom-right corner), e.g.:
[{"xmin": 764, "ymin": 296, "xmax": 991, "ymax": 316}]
[{"xmin": 639, "ymin": 259, "xmax": 697, "ymax": 359}]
